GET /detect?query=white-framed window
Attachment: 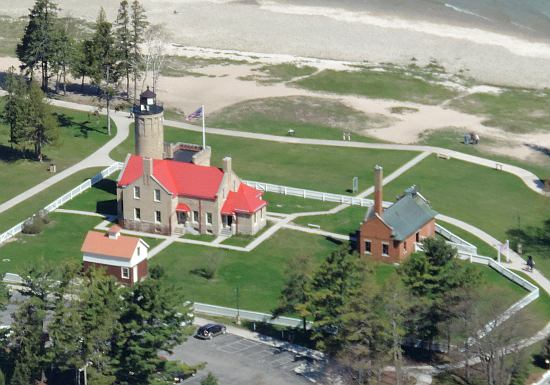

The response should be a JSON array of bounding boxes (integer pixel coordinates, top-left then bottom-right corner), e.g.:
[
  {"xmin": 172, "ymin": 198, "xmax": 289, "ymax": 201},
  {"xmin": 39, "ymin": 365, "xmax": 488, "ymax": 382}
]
[
  {"xmin": 206, "ymin": 212, "xmax": 213, "ymax": 225},
  {"xmin": 364, "ymin": 240, "xmax": 372, "ymax": 254},
  {"xmin": 121, "ymin": 267, "xmax": 130, "ymax": 279},
  {"xmin": 382, "ymin": 242, "xmax": 389, "ymax": 257},
  {"xmin": 137, "ymin": 247, "xmax": 141, "ymax": 256},
  {"xmin": 154, "ymin": 189, "xmax": 161, "ymax": 202},
  {"xmin": 133, "ymin": 186, "xmax": 141, "ymax": 199},
  {"xmin": 134, "ymin": 208, "xmax": 141, "ymax": 220},
  {"xmin": 193, "ymin": 211, "xmax": 199, "ymax": 223},
  {"xmin": 155, "ymin": 211, "xmax": 162, "ymax": 223}
]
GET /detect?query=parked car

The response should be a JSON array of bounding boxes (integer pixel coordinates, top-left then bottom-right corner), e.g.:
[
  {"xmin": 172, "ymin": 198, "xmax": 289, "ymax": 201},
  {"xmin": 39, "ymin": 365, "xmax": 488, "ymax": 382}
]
[{"xmin": 196, "ymin": 323, "xmax": 226, "ymax": 339}]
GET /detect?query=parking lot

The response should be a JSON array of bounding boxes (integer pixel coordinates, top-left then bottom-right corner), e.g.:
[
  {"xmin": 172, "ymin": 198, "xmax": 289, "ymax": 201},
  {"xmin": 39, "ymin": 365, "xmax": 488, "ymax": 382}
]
[{"xmin": 169, "ymin": 333, "xmax": 315, "ymax": 385}]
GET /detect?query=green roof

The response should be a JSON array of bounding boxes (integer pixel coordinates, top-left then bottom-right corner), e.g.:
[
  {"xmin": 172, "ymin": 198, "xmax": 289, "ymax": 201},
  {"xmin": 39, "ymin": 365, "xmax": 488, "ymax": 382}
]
[{"xmin": 381, "ymin": 188, "xmax": 438, "ymax": 241}]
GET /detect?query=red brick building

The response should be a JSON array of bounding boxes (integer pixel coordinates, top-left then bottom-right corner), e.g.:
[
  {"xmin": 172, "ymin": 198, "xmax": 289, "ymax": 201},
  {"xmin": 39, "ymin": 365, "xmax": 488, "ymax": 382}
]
[
  {"xmin": 358, "ymin": 165, "xmax": 437, "ymax": 263},
  {"xmin": 81, "ymin": 225, "xmax": 149, "ymax": 285}
]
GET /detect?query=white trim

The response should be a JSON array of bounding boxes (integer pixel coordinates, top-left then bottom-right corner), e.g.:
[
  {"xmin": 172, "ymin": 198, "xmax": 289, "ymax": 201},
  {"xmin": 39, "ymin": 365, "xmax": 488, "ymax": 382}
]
[
  {"xmin": 133, "ymin": 186, "xmax": 141, "ymax": 199},
  {"xmin": 381, "ymin": 241, "xmax": 390, "ymax": 257},
  {"xmin": 121, "ymin": 267, "xmax": 130, "ymax": 279},
  {"xmin": 134, "ymin": 207, "xmax": 141, "ymax": 220},
  {"xmin": 364, "ymin": 239, "xmax": 372, "ymax": 255},
  {"xmin": 155, "ymin": 210, "xmax": 162, "ymax": 223},
  {"xmin": 133, "ymin": 265, "xmax": 138, "ymax": 283},
  {"xmin": 83, "ymin": 248, "xmax": 148, "ymax": 267},
  {"xmin": 154, "ymin": 189, "xmax": 161, "ymax": 202}
]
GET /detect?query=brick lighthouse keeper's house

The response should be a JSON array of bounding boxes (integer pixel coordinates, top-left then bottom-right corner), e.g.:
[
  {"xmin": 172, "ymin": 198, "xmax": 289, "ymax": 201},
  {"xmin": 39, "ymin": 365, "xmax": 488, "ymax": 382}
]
[{"xmin": 358, "ymin": 165, "xmax": 438, "ymax": 263}]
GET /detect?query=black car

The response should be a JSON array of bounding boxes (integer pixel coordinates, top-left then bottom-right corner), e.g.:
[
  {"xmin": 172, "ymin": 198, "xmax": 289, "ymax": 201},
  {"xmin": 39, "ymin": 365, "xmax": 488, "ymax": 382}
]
[{"xmin": 196, "ymin": 323, "xmax": 226, "ymax": 339}]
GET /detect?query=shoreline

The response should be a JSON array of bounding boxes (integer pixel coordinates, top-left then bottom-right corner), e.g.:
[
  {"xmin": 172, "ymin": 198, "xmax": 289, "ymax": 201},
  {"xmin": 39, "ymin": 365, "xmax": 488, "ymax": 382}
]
[{"xmin": 3, "ymin": 0, "xmax": 550, "ymax": 87}]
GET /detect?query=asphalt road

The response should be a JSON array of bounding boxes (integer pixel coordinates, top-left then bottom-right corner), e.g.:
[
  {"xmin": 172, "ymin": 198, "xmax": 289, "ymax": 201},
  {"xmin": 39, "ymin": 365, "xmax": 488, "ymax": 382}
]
[{"xmin": 169, "ymin": 333, "xmax": 313, "ymax": 385}]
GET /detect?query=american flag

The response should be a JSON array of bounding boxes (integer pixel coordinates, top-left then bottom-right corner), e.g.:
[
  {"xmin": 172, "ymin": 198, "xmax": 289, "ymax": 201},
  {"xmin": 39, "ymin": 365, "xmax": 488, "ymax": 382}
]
[{"xmin": 187, "ymin": 106, "xmax": 203, "ymax": 121}]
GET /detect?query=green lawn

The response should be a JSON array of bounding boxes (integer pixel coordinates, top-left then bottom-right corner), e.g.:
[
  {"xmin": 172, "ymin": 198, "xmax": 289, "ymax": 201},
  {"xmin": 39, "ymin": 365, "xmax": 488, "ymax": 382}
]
[
  {"xmin": 206, "ymin": 96, "xmax": 389, "ymax": 142},
  {"xmin": 449, "ymin": 89, "xmax": 550, "ymax": 133},
  {"xmin": 0, "ymin": 102, "xmax": 115, "ymax": 205},
  {"xmin": 0, "ymin": 212, "xmax": 161, "ymax": 275},
  {"xmin": 381, "ymin": 155, "xmax": 550, "ymax": 276},
  {"xmin": 0, "ymin": 167, "xmax": 108, "ymax": 233},
  {"xmin": 111, "ymin": 125, "xmax": 418, "ymax": 194},
  {"xmin": 264, "ymin": 193, "xmax": 337, "ymax": 214},
  {"xmin": 152, "ymin": 230, "xmax": 343, "ymax": 312},
  {"xmin": 244, "ymin": 63, "xmax": 318, "ymax": 83},
  {"xmin": 220, "ymin": 222, "xmax": 273, "ymax": 247},
  {"xmin": 294, "ymin": 205, "xmax": 365, "ymax": 236},
  {"xmin": 293, "ymin": 68, "xmax": 458, "ymax": 105},
  {"xmin": 62, "ymin": 177, "xmax": 119, "ymax": 215}
]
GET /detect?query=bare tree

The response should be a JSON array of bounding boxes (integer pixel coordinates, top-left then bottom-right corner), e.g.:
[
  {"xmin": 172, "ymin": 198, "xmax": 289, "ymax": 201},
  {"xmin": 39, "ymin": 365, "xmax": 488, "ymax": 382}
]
[{"xmin": 141, "ymin": 23, "xmax": 171, "ymax": 93}]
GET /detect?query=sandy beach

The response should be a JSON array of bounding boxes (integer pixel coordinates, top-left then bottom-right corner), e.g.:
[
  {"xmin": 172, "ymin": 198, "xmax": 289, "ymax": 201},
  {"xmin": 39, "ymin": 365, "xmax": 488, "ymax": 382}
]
[{"xmin": 3, "ymin": 0, "xmax": 550, "ymax": 88}]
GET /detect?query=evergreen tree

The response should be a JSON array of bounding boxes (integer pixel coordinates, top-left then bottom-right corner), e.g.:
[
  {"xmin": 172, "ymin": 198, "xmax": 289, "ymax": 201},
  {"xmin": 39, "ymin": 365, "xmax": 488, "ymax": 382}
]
[
  {"xmin": 115, "ymin": 0, "xmax": 132, "ymax": 98},
  {"xmin": 272, "ymin": 254, "xmax": 313, "ymax": 332},
  {"xmin": 10, "ymin": 299, "xmax": 48, "ymax": 385},
  {"xmin": 70, "ymin": 40, "xmax": 95, "ymax": 91},
  {"xmin": 51, "ymin": 20, "xmax": 74, "ymax": 94},
  {"xmin": 2, "ymin": 67, "xmax": 27, "ymax": 149},
  {"xmin": 16, "ymin": 0, "xmax": 59, "ymax": 91},
  {"xmin": 129, "ymin": 0, "xmax": 148, "ymax": 102},
  {"xmin": 25, "ymin": 81, "xmax": 59, "ymax": 161},
  {"xmin": 200, "ymin": 372, "xmax": 219, "ymax": 385},
  {"xmin": 113, "ymin": 267, "xmax": 190, "ymax": 385},
  {"xmin": 308, "ymin": 245, "xmax": 365, "ymax": 354},
  {"xmin": 399, "ymin": 237, "xmax": 480, "ymax": 349},
  {"xmin": 90, "ymin": 8, "xmax": 116, "ymax": 88}
]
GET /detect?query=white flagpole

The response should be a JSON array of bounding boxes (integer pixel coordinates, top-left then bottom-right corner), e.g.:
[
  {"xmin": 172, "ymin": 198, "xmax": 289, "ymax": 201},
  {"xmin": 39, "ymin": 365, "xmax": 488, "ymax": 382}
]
[{"xmin": 202, "ymin": 105, "xmax": 206, "ymax": 148}]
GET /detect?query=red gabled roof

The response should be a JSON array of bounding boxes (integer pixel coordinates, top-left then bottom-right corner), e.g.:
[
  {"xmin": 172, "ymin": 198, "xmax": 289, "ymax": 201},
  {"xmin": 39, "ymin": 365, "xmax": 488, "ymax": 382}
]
[
  {"xmin": 176, "ymin": 203, "xmax": 191, "ymax": 212},
  {"xmin": 118, "ymin": 155, "xmax": 224, "ymax": 200},
  {"xmin": 81, "ymin": 231, "xmax": 144, "ymax": 260},
  {"xmin": 221, "ymin": 184, "xmax": 266, "ymax": 215}
]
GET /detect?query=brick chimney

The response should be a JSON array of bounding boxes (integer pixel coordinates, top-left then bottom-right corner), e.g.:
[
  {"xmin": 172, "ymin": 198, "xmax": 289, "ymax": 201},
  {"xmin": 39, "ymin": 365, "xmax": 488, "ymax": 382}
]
[
  {"xmin": 222, "ymin": 157, "xmax": 232, "ymax": 174},
  {"xmin": 374, "ymin": 165, "xmax": 383, "ymax": 215}
]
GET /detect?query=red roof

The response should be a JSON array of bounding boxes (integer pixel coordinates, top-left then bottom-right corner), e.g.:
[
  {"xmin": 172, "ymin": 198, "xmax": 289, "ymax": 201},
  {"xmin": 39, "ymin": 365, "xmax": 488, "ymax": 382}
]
[
  {"xmin": 81, "ymin": 231, "xmax": 145, "ymax": 260},
  {"xmin": 118, "ymin": 155, "xmax": 224, "ymax": 200},
  {"xmin": 222, "ymin": 184, "xmax": 266, "ymax": 215},
  {"xmin": 176, "ymin": 203, "xmax": 191, "ymax": 212}
]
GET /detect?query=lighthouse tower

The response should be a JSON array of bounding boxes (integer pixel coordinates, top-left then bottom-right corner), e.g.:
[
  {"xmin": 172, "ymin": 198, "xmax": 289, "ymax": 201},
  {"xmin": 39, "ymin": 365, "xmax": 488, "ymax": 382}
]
[{"xmin": 134, "ymin": 87, "xmax": 164, "ymax": 159}]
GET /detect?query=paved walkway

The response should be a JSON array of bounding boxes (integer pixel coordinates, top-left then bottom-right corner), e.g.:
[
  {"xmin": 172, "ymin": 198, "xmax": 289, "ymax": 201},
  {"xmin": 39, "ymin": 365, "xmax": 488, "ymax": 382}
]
[
  {"xmin": 438, "ymin": 214, "xmax": 550, "ymax": 295},
  {"xmin": 0, "ymin": 99, "xmax": 131, "ymax": 216},
  {"xmin": 166, "ymin": 119, "xmax": 548, "ymax": 197},
  {"xmin": 55, "ymin": 209, "xmax": 105, "ymax": 218}
]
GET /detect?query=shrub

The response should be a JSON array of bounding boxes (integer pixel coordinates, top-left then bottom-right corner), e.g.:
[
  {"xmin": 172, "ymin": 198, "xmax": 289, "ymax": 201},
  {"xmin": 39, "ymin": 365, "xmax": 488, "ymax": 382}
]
[
  {"xmin": 22, "ymin": 216, "xmax": 44, "ymax": 234},
  {"xmin": 190, "ymin": 267, "xmax": 216, "ymax": 280}
]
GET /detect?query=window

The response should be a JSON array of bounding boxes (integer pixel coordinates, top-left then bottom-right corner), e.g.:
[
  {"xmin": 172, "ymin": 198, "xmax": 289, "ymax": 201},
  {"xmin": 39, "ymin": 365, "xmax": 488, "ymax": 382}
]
[
  {"xmin": 254, "ymin": 212, "xmax": 258, "ymax": 223},
  {"xmin": 364, "ymin": 240, "xmax": 371, "ymax": 254},
  {"xmin": 134, "ymin": 208, "xmax": 141, "ymax": 220},
  {"xmin": 404, "ymin": 241, "xmax": 407, "ymax": 251},
  {"xmin": 154, "ymin": 189, "xmax": 161, "ymax": 202},
  {"xmin": 137, "ymin": 247, "xmax": 140, "ymax": 256},
  {"xmin": 155, "ymin": 211, "xmax": 161, "ymax": 223},
  {"xmin": 382, "ymin": 242, "xmax": 389, "ymax": 257},
  {"xmin": 133, "ymin": 186, "xmax": 141, "ymax": 199},
  {"xmin": 121, "ymin": 267, "xmax": 130, "ymax": 279},
  {"xmin": 193, "ymin": 211, "xmax": 199, "ymax": 223},
  {"xmin": 206, "ymin": 212, "xmax": 213, "ymax": 225},
  {"xmin": 416, "ymin": 232, "xmax": 420, "ymax": 242}
]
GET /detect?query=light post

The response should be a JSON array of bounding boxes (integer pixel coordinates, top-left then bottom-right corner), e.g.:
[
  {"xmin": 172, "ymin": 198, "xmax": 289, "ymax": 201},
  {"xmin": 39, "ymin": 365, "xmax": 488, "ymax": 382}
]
[{"xmin": 235, "ymin": 285, "xmax": 241, "ymax": 325}]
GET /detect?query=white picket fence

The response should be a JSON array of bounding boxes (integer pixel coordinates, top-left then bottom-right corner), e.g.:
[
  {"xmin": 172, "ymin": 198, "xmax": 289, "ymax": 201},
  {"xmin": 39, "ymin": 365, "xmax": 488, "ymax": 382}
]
[
  {"xmin": 243, "ymin": 180, "xmax": 375, "ymax": 207},
  {"xmin": 194, "ymin": 302, "xmax": 312, "ymax": 329},
  {"xmin": 0, "ymin": 162, "xmax": 124, "ymax": 246},
  {"xmin": 435, "ymin": 223, "xmax": 477, "ymax": 255}
]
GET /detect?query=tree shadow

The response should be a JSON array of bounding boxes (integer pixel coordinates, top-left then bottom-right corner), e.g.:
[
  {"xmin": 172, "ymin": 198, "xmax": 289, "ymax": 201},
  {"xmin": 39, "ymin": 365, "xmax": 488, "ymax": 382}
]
[
  {"xmin": 524, "ymin": 143, "xmax": 550, "ymax": 158},
  {"xmin": 54, "ymin": 112, "xmax": 106, "ymax": 138},
  {"xmin": 96, "ymin": 199, "xmax": 117, "ymax": 216},
  {"xmin": 507, "ymin": 219, "xmax": 550, "ymax": 259},
  {"xmin": 0, "ymin": 144, "xmax": 35, "ymax": 162}
]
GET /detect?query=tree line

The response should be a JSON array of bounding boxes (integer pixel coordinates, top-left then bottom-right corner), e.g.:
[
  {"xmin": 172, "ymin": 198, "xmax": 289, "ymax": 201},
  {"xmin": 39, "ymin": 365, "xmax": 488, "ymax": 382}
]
[
  {"xmin": 0, "ymin": 265, "xmax": 191, "ymax": 385},
  {"xmin": 273, "ymin": 237, "xmax": 537, "ymax": 385},
  {"xmin": 15, "ymin": 0, "xmax": 167, "ymax": 102}
]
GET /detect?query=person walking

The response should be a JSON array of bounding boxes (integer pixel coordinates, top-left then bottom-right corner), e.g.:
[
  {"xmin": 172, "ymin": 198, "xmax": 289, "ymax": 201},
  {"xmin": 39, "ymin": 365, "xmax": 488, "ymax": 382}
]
[{"xmin": 527, "ymin": 255, "xmax": 535, "ymax": 272}]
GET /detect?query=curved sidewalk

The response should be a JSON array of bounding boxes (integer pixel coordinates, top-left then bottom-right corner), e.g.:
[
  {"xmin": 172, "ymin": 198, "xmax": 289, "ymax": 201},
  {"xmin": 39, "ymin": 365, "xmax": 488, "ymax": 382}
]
[
  {"xmin": 166, "ymin": 119, "xmax": 547, "ymax": 197},
  {"xmin": 0, "ymin": 100, "xmax": 131, "ymax": 215}
]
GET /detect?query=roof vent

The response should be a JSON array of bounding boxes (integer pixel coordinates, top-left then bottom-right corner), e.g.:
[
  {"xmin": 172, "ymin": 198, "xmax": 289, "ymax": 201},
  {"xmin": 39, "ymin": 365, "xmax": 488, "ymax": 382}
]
[{"xmin": 108, "ymin": 225, "xmax": 121, "ymax": 240}]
